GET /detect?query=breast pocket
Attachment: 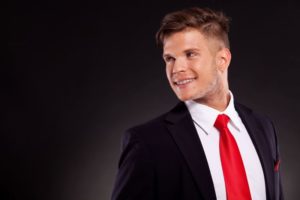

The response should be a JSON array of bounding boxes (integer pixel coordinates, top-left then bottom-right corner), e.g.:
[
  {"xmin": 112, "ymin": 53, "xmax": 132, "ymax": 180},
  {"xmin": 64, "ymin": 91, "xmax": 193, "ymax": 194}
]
[{"xmin": 273, "ymin": 159, "xmax": 281, "ymax": 200}]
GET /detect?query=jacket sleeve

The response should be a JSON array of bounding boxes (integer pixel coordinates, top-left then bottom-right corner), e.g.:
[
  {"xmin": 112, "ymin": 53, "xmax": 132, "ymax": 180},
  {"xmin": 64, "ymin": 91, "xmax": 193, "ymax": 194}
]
[{"xmin": 111, "ymin": 129, "xmax": 155, "ymax": 200}]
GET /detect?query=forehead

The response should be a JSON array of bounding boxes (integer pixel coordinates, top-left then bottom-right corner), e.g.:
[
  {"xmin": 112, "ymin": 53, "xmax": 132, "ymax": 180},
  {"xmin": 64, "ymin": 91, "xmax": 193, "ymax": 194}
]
[{"xmin": 163, "ymin": 28, "xmax": 219, "ymax": 54}]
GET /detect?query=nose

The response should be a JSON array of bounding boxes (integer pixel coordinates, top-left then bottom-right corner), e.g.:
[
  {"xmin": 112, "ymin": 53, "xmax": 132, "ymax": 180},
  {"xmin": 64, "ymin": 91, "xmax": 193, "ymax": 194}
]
[{"xmin": 172, "ymin": 57, "xmax": 188, "ymax": 74}]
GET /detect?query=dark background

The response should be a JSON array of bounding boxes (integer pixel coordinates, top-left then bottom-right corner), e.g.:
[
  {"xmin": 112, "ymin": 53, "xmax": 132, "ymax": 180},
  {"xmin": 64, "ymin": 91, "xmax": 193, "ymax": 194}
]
[{"xmin": 6, "ymin": 0, "xmax": 300, "ymax": 199}]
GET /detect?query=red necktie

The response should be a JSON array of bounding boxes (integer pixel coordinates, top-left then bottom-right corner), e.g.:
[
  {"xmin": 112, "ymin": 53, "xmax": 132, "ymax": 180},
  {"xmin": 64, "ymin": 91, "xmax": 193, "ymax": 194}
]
[{"xmin": 214, "ymin": 114, "xmax": 252, "ymax": 200}]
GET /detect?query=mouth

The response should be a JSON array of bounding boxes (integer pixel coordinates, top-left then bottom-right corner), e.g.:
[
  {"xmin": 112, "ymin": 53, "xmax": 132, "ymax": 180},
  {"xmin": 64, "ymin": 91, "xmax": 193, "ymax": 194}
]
[{"xmin": 173, "ymin": 78, "xmax": 196, "ymax": 86}]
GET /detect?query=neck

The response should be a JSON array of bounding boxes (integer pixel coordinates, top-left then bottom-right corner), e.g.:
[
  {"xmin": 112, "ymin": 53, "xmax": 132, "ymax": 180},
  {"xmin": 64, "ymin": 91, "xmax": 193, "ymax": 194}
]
[
  {"xmin": 199, "ymin": 90, "xmax": 230, "ymax": 112},
  {"xmin": 195, "ymin": 83, "xmax": 230, "ymax": 112}
]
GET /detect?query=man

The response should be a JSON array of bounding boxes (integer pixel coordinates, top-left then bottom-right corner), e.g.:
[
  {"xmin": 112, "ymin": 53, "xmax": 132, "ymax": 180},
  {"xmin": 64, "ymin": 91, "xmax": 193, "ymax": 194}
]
[{"xmin": 111, "ymin": 7, "xmax": 283, "ymax": 200}]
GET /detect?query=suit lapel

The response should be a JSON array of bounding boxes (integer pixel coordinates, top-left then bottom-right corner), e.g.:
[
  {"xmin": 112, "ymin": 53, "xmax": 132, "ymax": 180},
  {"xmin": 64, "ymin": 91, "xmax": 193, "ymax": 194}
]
[
  {"xmin": 164, "ymin": 102, "xmax": 217, "ymax": 200},
  {"xmin": 235, "ymin": 103, "xmax": 275, "ymax": 200}
]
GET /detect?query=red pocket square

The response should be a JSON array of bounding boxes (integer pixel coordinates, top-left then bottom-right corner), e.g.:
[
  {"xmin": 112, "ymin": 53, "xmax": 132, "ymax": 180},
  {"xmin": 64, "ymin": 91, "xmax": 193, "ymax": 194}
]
[{"xmin": 274, "ymin": 160, "xmax": 281, "ymax": 172}]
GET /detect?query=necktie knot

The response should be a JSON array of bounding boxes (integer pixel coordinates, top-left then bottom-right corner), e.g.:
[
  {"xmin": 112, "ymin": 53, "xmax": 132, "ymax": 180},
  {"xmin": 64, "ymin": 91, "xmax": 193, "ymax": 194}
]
[{"xmin": 214, "ymin": 114, "xmax": 230, "ymax": 130}]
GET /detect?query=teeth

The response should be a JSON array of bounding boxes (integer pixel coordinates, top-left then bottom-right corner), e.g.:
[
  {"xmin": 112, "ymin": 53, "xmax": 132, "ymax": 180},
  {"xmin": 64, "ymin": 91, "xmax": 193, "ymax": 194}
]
[{"xmin": 176, "ymin": 78, "xmax": 195, "ymax": 85}]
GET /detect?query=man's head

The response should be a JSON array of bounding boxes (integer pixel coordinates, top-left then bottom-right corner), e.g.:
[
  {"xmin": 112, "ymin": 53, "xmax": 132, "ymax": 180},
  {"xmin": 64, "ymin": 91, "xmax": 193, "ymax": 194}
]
[
  {"xmin": 156, "ymin": 7, "xmax": 232, "ymax": 107},
  {"xmin": 156, "ymin": 7, "xmax": 230, "ymax": 49}
]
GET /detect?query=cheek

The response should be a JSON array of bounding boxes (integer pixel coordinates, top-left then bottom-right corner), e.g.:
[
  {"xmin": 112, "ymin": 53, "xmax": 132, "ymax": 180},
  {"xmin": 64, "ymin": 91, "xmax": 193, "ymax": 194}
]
[
  {"xmin": 165, "ymin": 66, "xmax": 172, "ymax": 81},
  {"xmin": 195, "ymin": 63, "xmax": 216, "ymax": 82}
]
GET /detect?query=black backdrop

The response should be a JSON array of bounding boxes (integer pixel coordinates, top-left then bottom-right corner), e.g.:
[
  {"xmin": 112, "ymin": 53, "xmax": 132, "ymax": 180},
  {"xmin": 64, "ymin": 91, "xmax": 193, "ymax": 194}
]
[{"xmin": 6, "ymin": 0, "xmax": 300, "ymax": 199}]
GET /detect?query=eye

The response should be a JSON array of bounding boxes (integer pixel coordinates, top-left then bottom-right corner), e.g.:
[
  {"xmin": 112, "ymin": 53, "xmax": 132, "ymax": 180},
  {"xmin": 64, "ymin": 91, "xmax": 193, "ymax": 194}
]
[
  {"xmin": 164, "ymin": 56, "xmax": 175, "ymax": 63},
  {"xmin": 186, "ymin": 51, "xmax": 197, "ymax": 58}
]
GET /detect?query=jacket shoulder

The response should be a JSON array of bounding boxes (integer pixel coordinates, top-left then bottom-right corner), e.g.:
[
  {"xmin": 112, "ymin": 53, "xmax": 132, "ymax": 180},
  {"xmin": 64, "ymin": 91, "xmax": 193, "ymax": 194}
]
[
  {"xmin": 235, "ymin": 102, "xmax": 274, "ymax": 125},
  {"xmin": 235, "ymin": 102, "xmax": 278, "ymax": 150},
  {"xmin": 124, "ymin": 102, "xmax": 185, "ymax": 140},
  {"xmin": 126, "ymin": 111, "xmax": 168, "ymax": 137}
]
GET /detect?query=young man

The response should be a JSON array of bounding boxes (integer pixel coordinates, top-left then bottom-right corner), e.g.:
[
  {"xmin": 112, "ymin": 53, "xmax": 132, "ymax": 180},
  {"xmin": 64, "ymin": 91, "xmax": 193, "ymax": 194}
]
[{"xmin": 112, "ymin": 7, "xmax": 283, "ymax": 200}]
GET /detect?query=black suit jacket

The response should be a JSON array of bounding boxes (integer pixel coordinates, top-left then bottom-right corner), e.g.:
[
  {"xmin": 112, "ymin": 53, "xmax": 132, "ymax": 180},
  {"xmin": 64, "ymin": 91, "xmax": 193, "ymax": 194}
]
[{"xmin": 112, "ymin": 102, "xmax": 283, "ymax": 200}]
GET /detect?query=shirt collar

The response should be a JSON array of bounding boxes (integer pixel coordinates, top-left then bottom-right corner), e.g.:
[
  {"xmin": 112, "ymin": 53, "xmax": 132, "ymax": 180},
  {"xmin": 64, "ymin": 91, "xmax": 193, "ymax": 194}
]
[{"xmin": 185, "ymin": 91, "xmax": 241, "ymax": 135}]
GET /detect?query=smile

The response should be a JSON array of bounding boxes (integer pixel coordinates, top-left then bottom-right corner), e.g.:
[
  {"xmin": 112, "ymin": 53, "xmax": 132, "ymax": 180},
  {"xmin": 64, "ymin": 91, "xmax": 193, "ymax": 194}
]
[{"xmin": 174, "ymin": 78, "xmax": 196, "ymax": 86}]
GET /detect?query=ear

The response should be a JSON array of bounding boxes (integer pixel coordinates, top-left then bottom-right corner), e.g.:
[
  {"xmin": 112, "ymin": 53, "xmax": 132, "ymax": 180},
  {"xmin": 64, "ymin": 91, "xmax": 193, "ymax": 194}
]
[{"xmin": 216, "ymin": 48, "xmax": 231, "ymax": 72}]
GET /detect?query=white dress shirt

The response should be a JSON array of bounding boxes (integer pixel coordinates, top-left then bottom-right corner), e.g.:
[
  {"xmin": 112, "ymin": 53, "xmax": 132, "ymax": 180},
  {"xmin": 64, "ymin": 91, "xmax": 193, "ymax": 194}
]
[{"xmin": 185, "ymin": 92, "xmax": 266, "ymax": 200}]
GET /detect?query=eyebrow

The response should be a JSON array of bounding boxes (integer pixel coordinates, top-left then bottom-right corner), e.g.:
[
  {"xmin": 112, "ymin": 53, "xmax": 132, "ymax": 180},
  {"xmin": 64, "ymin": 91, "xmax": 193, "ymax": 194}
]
[
  {"xmin": 163, "ymin": 48, "xmax": 200, "ymax": 58},
  {"xmin": 162, "ymin": 53, "xmax": 173, "ymax": 58},
  {"xmin": 183, "ymin": 48, "xmax": 200, "ymax": 53}
]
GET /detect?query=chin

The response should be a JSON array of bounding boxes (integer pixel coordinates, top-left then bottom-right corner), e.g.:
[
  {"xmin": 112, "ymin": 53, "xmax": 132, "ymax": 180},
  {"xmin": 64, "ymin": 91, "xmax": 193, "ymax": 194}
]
[
  {"xmin": 176, "ymin": 92, "xmax": 207, "ymax": 102},
  {"xmin": 175, "ymin": 93, "xmax": 194, "ymax": 102}
]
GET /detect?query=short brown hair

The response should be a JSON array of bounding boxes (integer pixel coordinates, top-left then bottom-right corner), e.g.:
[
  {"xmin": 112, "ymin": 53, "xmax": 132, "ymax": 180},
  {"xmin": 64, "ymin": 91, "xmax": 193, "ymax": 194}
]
[{"xmin": 156, "ymin": 7, "xmax": 231, "ymax": 48}]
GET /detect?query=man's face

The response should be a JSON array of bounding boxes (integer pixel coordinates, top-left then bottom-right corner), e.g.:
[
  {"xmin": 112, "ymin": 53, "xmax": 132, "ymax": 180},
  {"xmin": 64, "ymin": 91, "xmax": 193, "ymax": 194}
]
[{"xmin": 163, "ymin": 28, "xmax": 224, "ymax": 102}]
